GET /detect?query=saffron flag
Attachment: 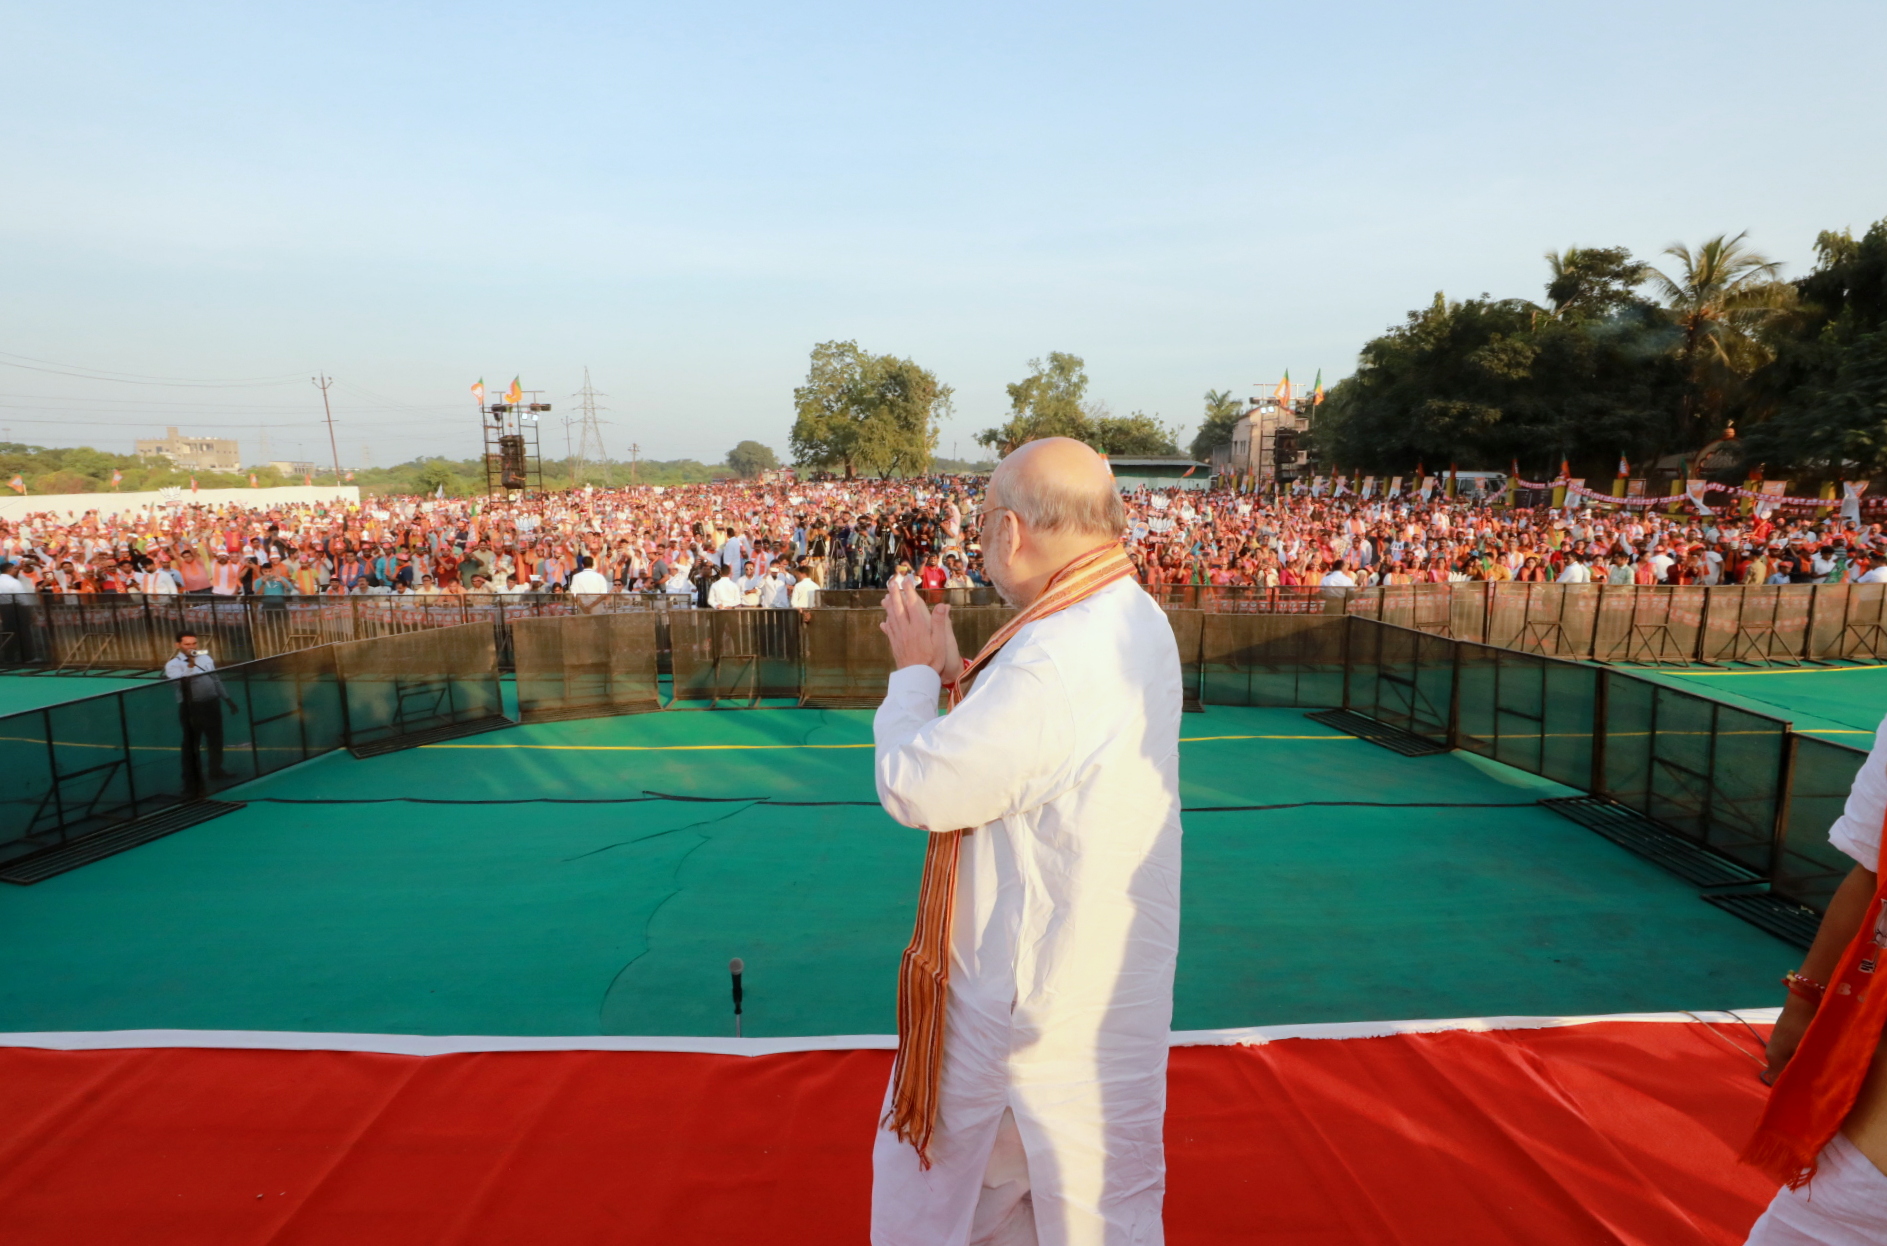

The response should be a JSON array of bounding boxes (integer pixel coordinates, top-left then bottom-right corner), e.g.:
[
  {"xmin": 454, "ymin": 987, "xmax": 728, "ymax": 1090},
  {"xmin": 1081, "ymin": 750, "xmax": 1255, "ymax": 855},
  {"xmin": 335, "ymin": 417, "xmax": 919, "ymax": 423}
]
[
  {"xmin": 471, "ymin": 378, "xmax": 486, "ymax": 405},
  {"xmin": 304, "ymin": 474, "xmax": 313, "ymax": 486},
  {"xmin": 1560, "ymin": 458, "xmax": 1571, "ymax": 480},
  {"xmin": 110, "ymin": 469, "xmax": 123, "ymax": 489},
  {"xmin": 190, "ymin": 477, "xmax": 199, "ymax": 494},
  {"xmin": 1181, "ymin": 465, "xmax": 1197, "ymax": 478},
  {"xmin": 344, "ymin": 471, "xmax": 355, "ymax": 482},
  {"xmin": 505, "ymin": 377, "xmax": 523, "ymax": 405},
  {"xmin": 1313, "ymin": 370, "xmax": 1325, "ymax": 406},
  {"xmin": 7, "ymin": 474, "xmax": 24, "ymax": 494},
  {"xmin": 1274, "ymin": 370, "xmax": 1292, "ymax": 404},
  {"xmin": 249, "ymin": 473, "xmax": 259, "ymax": 488},
  {"xmin": 1617, "ymin": 454, "xmax": 1630, "ymax": 478}
]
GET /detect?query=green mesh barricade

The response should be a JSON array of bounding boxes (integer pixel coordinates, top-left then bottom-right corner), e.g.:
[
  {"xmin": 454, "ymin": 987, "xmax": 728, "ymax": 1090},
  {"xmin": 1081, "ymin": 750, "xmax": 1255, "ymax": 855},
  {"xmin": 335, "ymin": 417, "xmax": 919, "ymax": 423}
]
[
  {"xmin": 798, "ymin": 609, "xmax": 891, "ymax": 707},
  {"xmin": 1167, "ymin": 609, "xmax": 1204, "ymax": 707},
  {"xmin": 1700, "ymin": 585, "xmax": 1813, "ymax": 665},
  {"xmin": 1446, "ymin": 582, "xmax": 1488, "ymax": 643},
  {"xmin": 1776, "ymin": 735, "xmax": 1870, "ymax": 910},
  {"xmin": 1592, "ymin": 586, "xmax": 1703, "ymax": 665},
  {"xmin": 1806, "ymin": 583, "xmax": 1887, "ymax": 661},
  {"xmin": 336, "ymin": 623, "xmax": 507, "ymax": 756},
  {"xmin": 512, "ymin": 613, "xmax": 661, "ymax": 722},
  {"xmin": 1598, "ymin": 673, "xmax": 1786, "ymax": 874},
  {"xmin": 1343, "ymin": 618, "xmax": 1452, "ymax": 742},
  {"xmin": 0, "ymin": 645, "xmax": 345, "ymax": 871},
  {"xmin": 1410, "ymin": 585, "xmax": 1453, "ymax": 636},
  {"xmin": 667, "ymin": 609, "xmax": 803, "ymax": 704},
  {"xmin": 1374, "ymin": 585, "xmax": 1416, "ymax": 631},
  {"xmin": 1453, "ymin": 642, "xmax": 1597, "ymax": 788},
  {"xmin": 0, "ymin": 597, "xmax": 46, "ymax": 665},
  {"xmin": 949, "ymin": 605, "xmax": 1020, "ymax": 664},
  {"xmin": 1494, "ymin": 583, "xmax": 1601, "ymax": 659},
  {"xmin": 1484, "ymin": 583, "xmax": 1528, "ymax": 650},
  {"xmin": 1198, "ymin": 613, "xmax": 1344, "ymax": 707}
]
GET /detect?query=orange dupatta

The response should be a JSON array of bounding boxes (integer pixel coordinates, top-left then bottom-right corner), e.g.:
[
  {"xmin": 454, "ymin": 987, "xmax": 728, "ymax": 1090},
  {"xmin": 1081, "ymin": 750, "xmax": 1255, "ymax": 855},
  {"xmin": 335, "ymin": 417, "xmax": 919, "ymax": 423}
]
[
  {"xmin": 1744, "ymin": 821, "xmax": 1887, "ymax": 1186},
  {"xmin": 883, "ymin": 541, "xmax": 1135, "ymax": 1167}
]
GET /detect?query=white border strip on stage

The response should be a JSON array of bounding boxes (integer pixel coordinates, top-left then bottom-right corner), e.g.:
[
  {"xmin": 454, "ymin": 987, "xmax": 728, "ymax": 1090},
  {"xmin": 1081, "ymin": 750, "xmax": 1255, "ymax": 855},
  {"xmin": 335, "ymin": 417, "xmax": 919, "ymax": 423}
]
[{"xmin": 0, "ymin": 1009, "xmax": 1778, "ymax": 1057}]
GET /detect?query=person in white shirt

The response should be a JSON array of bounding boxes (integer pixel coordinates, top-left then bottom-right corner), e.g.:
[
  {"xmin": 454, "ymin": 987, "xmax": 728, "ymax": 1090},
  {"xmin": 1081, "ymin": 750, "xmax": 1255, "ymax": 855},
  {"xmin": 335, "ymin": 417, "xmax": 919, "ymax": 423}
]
[
  {"xmin": 1859, "ymin": 555, "xmax": 1887, "ymax": 585},
  {"xmin": 871, "ymin": 438, "xmax": 1180, "ymax": 1245},
  {"xmin": 705, "ymin": 565, "xmax": 742, "ymax": 609},
  {"xmin": 1319, "ymin": 566, "xmax": 1356, "ymax": 588},
  {"xmin": 789, "ymin": 564, "xmax": 821, "ymax": 610},
  {"xmin": 163, "ymin": 630, "xmax": 236, "ymax": 787},
  {"xmin": 0, "ymin": 561, "xmax": 30, "ymax": 596},
  {"xmin": 569, "ymin": 555, "xmax": 611, "ymax": 614},
  {"xmin": 1557, "ymin": 556, "xmax": 1592, "ymax": 584},
  {"xmin": 759, "ymin": 567, "xmax": 793, "ymax": 609}
]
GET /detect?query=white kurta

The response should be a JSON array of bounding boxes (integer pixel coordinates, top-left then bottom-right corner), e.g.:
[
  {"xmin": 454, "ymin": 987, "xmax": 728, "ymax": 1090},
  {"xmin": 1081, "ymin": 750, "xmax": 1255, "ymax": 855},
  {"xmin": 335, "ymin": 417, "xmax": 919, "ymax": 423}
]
[{"xmin": 871, "ymin": 578, "xmax": 1184, "ymax": 1246}]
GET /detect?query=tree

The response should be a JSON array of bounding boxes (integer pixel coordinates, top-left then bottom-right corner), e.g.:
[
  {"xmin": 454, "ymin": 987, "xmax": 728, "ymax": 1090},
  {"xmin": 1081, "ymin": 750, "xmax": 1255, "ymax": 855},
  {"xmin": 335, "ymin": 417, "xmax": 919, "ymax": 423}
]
[
  {"xmin": 1737, "ymin": 218, "xmax": 1887, "ymax": 479},
  {"xmin": 851, "ymin": 355, "xmax": 947, "ymax": 478},
  {"xmin": 1090, "ymin": 410, "xmax": 1181, "ymax": 456},
  {"xmin": 414, "ymin": 459, "xmax": 463, "ymax": 496},
  {"xmin": 790, "ymin": 340, "xmax": 949, "ymax": 478},
  {"xmin": 1190, "ymin": 389, "xmax": 1244, "ymax": 460},
  {"xmin": 977, "ymin": 353, "xmax": 1091, "ymax": 454},
  {"xmin": 1545, "ymin": 246, "xmax": 1650, "ymax": 320},
  {"xmin": 725, "ymin": 440, "xmax": 780, "ymax": 478},
  {"xmin": 1647, "ymin": 232, "xmax": 1793, "ymax": 441}
]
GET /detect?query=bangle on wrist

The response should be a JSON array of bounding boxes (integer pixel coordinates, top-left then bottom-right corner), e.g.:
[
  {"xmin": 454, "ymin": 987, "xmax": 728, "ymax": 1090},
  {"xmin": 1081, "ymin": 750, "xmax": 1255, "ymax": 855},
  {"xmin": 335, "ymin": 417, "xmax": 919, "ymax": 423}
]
[{"xmin": 1783, "ymin": 970, "xmax": 1826, "ymax": 1005}]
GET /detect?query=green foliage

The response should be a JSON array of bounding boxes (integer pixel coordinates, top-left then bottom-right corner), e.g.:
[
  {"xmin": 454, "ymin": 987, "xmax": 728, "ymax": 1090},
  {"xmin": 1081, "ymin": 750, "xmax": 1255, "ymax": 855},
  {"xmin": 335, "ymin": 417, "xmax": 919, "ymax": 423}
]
[
  {"xmin": 1545, "ymin": 246, "xmax": 1650, "ymax": 320},
  {"xmin": 1315, "ymin": 284, "xmax": 1684, "ymax": 473},
  {"xmin": 0, "ymin": 442, "xmax": 288, "ymax": 494},
  {"xmin": 1646, "ymin": 232, "xmax": 1793, "ymax": 440},
  {"xmin": 1190, "ymin": 389, "xmax": 1245, "ymax": 460},
  {"xmin": 975, "ymin": 355, "xmax": 1179, "ymax": 457},
  {"xmin": 724, "ymin": 440, "xmax": 780, "ymax": 478},
  {"xmin": 1738, "ymin": 219, "xmax": 1887, "ymax": 478},
  {"xmin": 1088, "ymin": 409, "xmax": 1181, "ymax": 456},
  {"xmin": 791, "ymin": 340, "xmax": 949, "ymax": 478},
  {"xmin": 977, "ymin": 353, "xmax": 1090, "ymax": 453}
]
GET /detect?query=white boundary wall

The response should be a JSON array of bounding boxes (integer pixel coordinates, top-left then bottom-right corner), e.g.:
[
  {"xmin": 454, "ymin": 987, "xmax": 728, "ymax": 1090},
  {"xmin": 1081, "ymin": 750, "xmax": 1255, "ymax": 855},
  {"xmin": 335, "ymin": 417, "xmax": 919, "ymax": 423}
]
[{"xmin": 0, "ymin": 485, "xmax": 361, "ymax": 523}]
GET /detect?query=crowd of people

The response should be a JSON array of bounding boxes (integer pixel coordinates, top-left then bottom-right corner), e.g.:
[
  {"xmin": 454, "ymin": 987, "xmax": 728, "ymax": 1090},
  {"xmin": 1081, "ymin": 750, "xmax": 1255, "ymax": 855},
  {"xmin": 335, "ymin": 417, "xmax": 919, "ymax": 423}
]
[{"xmin": 4, "ymin": 475, "xmax": 1887, "ymax": 606}]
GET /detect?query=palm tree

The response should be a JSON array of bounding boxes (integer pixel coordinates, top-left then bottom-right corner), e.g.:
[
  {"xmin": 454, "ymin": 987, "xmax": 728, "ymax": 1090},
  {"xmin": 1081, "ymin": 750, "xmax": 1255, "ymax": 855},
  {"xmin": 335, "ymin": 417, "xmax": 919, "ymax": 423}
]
[
  {"xmin": 1190, "ymin": 389, "xmax": 1245, "ymax": 460},
  {"xmin": 1647, "ymin": 232, "xmax": 1793, "ymax": 440}
]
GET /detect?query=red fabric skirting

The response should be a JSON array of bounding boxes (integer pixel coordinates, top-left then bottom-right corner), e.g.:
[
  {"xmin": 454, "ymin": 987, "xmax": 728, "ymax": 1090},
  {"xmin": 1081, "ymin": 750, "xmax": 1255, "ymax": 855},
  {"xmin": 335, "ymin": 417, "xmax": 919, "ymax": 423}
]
[{"xmin": 0, "ymin": 1021, "xmax": 1778, "ymax": 1245}]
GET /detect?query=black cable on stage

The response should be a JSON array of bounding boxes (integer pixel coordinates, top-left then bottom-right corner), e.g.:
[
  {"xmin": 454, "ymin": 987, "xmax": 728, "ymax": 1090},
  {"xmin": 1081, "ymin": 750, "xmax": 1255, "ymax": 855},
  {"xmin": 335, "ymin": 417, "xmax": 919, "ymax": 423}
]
[{"xmin": 250, "ymin": 795, "xmax": 1548, "ymax": 813}]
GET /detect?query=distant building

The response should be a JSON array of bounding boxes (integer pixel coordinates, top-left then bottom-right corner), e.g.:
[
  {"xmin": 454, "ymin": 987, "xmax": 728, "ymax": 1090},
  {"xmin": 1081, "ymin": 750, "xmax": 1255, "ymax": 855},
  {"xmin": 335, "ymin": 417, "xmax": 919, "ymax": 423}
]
[
  {"xmin": 267, "ymin": 460, "xmax": 317, "ymax": 477},
  {"xmin": 1107, "ymin": 456, "xmax": 1210, "ymax": 491},
  {"xmin": 1212, "ymin": 399, "xmax": 1312, "ymax": 486},
  {"xmin": 137, "ymin": 427, "xmax": 240, "ymax": 471}
]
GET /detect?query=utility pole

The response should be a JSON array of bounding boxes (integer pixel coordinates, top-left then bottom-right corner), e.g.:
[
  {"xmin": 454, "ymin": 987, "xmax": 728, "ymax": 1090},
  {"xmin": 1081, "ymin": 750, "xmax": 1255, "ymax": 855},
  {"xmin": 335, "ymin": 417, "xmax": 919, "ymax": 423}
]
[
  {"xmin": 630, "ymin": 442, "xmax": 639, "ymax": 486},
  {"xmin": 561, "ymin": 415, "xmax": 576, "ymax": 485},
  {"xmin": 570, "ymin": 367, "xmax": 610, "ymax": 487},
  {"xmin": 313, "ymin": 373, "xmax": 343, "ymax": 484}
]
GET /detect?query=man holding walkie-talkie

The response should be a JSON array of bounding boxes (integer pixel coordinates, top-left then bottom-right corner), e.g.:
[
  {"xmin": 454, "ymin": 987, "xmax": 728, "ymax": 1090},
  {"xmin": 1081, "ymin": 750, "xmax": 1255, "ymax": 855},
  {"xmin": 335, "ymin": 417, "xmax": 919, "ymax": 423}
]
[{"xmin": 164, "ymin": 630, "xmax": 237, "ymax": 791}]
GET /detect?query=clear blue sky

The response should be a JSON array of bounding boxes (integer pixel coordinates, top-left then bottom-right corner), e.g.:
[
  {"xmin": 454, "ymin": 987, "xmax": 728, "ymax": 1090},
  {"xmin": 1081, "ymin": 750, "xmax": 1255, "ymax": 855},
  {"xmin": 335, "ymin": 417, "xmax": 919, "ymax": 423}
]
[{"xmin": 4, "ymin": 0, "xmax": 1883, "ymax": 468}]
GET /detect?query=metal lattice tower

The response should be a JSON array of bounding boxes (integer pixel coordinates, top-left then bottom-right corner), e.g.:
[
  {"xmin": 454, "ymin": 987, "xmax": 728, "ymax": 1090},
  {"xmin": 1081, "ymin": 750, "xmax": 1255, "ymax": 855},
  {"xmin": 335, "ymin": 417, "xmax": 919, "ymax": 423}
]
[{"xmin": 570, "ymin": 367, "xmax": 610, "ymax": 486}]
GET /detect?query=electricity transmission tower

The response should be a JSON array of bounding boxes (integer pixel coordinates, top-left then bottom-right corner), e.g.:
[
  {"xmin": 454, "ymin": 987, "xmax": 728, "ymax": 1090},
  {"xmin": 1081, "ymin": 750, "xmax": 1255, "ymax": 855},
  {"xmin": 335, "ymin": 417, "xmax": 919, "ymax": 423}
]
[{"xmin": 570, "ymin": 368, "xmax": 610, "ymax": 486}]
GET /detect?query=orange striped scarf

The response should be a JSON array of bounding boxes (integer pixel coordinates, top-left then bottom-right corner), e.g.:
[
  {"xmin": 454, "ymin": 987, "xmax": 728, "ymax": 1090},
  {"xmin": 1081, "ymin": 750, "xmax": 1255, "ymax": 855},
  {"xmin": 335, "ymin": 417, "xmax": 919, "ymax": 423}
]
[
  {"xmin": 884, "ymin": 539, "xmax": 1135, "ymax": 1166},
  {"xmin": 1743, "ymin": 824, "xmax": 1887, "ymax": 1186}
]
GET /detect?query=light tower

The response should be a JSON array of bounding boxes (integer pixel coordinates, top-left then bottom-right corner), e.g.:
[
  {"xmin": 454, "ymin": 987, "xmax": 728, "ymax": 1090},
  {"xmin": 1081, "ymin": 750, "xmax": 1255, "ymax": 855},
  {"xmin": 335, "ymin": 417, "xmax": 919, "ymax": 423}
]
[{"xmin": 570, "ymin": 368, "xmax": 610, "ymax": 487}]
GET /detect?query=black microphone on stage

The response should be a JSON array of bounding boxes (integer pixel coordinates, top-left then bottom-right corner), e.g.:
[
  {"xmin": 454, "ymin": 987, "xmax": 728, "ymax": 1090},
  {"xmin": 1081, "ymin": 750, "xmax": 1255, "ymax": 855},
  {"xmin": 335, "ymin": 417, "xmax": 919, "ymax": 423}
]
[{"xmin": 729, "ymin": 957, "xmax": 744, "ymax": 1038}]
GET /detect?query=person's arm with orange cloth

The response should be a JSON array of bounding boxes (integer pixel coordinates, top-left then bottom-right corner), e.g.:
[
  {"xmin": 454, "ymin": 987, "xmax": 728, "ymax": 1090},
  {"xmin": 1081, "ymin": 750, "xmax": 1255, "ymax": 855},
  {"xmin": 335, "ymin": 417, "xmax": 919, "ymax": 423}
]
[{"xmin": 1745, "ymin": 712, "xmax": 1887, "ymax": 1241}]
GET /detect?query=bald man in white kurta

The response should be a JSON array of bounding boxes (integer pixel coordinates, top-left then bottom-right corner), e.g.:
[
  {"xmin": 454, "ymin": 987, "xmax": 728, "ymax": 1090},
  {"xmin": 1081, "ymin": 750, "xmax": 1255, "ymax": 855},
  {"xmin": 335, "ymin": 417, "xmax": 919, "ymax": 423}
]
[{"xmin": 872, "ymin": 575, "xmax": 1183, "ymax": 1246}]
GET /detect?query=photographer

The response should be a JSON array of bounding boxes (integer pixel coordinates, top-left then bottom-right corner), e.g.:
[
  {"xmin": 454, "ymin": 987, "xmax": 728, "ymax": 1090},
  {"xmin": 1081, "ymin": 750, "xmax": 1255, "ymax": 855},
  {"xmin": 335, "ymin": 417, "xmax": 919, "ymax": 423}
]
[{"xmin": 164, "ymin": 630, "xmax": 237, "ymax": 790}]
